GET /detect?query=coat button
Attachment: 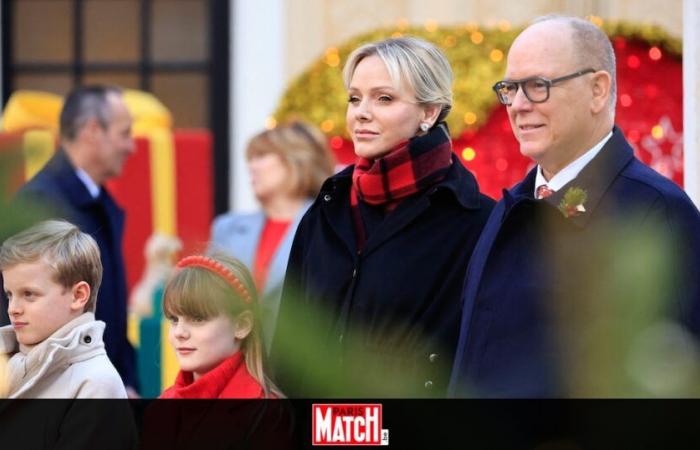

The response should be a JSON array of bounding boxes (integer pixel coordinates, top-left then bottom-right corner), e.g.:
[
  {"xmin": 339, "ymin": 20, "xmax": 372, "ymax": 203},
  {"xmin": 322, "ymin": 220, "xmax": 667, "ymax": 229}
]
[
  {"xmin": 323, "ymin": 194, "xmax": 332, "ymax": 202},
  {"xmin": 352, "ymin": 268, "xmax": 357, "ymax": 278},
  {"xmin": 338, "ymin": 334, "xmax": 344, "ymax": 344},
  {"xmin": 428, "ymin": 353, "xmax": 439, "ymax": 363},
  {"xmin": 83, "ymin": 335, "xmax": 92, "ymax": 344},
  {"xmin": 424, "ymin": 380, "xmax": 433, "ymax": 390}
]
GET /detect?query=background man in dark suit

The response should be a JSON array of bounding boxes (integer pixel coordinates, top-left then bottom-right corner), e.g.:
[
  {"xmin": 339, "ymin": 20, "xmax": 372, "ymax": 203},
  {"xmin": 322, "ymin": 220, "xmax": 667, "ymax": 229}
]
[
  {"xmin": 449, "ymin": 15, "xmax": 700, "ymax": 397},
  {"xmin": 12, "ymin": 85, "xmax": 139, "ymax": 395}
]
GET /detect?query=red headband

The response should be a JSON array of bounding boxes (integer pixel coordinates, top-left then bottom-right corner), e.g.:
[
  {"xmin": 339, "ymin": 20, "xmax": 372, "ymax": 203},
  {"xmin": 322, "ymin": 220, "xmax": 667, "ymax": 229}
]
[{"xmin": 175, "ymin": 255, "xmax": 253, "ymax": 304}]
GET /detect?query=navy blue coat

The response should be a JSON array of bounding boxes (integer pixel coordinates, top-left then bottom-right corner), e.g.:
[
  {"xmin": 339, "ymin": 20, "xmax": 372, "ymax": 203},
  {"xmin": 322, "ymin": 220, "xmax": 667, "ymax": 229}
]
[
  {"xmin": 13, "ymin": 150, "xmax": 138, "ymax": 389},
  {"xmin": 272, "ymin": 156, "xmax": 494, "ymax": 397},
  {"xmin": 449, "ymin": 127, "xmax": 700, "ymax": 397}
]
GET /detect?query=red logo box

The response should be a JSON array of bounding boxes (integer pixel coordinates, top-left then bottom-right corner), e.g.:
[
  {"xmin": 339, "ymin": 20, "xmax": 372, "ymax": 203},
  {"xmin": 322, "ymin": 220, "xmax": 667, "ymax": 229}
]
[{"xmin": 312, "ymin": 403, "xmax": 389, "ymax": 446}]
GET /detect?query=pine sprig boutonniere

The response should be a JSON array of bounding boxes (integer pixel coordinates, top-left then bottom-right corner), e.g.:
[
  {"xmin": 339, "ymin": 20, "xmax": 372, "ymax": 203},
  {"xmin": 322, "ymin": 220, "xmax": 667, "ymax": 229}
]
[{"xmin": 558, "ymin": 187, "xmax": 588, "ymax": 218}]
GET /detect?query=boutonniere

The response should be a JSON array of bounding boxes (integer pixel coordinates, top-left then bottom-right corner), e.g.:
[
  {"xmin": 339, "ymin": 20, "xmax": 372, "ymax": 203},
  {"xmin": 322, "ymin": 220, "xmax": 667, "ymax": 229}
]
[{"xmin": 558, "ymin": 187, "xmax": 588, "ymax": 218}]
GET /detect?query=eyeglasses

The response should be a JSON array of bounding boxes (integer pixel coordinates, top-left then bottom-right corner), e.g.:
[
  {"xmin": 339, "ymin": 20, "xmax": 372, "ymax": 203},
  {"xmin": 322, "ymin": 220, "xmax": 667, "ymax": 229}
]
[{"xmin": 492, "ymin": 68, "xmax": 596, "ymax": 106}]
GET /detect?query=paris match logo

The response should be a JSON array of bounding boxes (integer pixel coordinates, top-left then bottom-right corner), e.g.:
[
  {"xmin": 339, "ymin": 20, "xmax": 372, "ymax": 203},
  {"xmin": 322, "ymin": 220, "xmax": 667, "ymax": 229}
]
[{"xmin": 312, "ymin": 403, "xmax": 389, "ymax": 446}]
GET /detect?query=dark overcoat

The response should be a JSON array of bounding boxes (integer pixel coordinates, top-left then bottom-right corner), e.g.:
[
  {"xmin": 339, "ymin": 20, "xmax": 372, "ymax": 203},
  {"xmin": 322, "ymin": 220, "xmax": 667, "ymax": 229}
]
[
  {"xmin": 449, "ymin": 127, "xmax": 700, "ymax": 397},
  {"xmin": 12, "ymin": 150, "xmax": 137, "ymax": 389},
  {"xmin": 272, "ymin": 156, "xmax": 494, "ymax": 397}
]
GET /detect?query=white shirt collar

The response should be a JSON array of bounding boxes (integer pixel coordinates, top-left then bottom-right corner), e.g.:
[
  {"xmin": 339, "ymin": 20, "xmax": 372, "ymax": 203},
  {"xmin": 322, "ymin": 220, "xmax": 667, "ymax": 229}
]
[
  {"xmin": 75, "ymin": 168, "xmax": 101, "ymax": 199},
  {"xmin": 534, "ymin": 131, "xmax": 613, "ymax": 197}
]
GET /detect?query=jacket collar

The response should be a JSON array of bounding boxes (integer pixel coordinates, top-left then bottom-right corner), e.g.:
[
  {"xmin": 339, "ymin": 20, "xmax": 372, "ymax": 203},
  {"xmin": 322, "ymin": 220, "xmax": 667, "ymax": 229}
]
[
  {"xmin": 46, "ymin": 149, "xmax": 125, "ymax": 235},
  {"xmin": 504, "ymin": 126, "xmax": 634, "ymax": 228},
  {"xmin": 165, "ymin": 351, "xmax": 265, "ymax": 399},
  {"xmin": 5, "ymin": 313, "xmax": 107, "ymax": 398},
  {"xmin": 432, "ymin": 154, "xmax": 483, "ymax": 210},
  {"xmin": 322, "ymin": 154, "xmax": 483, "ymax": 209},
  {"xmin": 44, "ymin": 149, "xmax": 101, "ymax": 209},
  {"xmin": 319, "ymin": 156, "xmax": 485, "ymax": 257},
  {"xmin": 502, "ymin": 168, "xmax": 537, "ymax": 215}
]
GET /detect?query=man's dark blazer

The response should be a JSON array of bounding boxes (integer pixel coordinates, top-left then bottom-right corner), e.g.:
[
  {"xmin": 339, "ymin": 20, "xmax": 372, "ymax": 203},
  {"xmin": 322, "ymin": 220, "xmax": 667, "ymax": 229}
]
[
  {"xmin": 12, "ymin": 149, "xmax": 138, "ymax": 389},
  {"xmin": 449, "ymin": 127, "xmax": 700, "ymax": 397}
]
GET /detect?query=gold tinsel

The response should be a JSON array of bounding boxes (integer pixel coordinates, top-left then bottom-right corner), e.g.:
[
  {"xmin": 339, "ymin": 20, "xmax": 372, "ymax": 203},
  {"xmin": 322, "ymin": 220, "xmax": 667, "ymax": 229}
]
[{"xmin": 274, "ymin": 20, "xmax": 681, "ymax": 139}]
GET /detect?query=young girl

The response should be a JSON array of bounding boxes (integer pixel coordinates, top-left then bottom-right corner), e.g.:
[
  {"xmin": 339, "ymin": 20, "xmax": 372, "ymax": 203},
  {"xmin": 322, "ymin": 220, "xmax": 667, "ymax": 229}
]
[{"xmin": 160, "ymin": 253, "xmax": 282, "ymax": 398}]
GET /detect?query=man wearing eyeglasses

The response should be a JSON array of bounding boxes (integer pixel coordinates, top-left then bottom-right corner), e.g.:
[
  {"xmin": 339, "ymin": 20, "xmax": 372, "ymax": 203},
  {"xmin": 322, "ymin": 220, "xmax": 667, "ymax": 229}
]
[{"xmin": 449, "ymin": 15, "xmax": 700, "ymax": 397}]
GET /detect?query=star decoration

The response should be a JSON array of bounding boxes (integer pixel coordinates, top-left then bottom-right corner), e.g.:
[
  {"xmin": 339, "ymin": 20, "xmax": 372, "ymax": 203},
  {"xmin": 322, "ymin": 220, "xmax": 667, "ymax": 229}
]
[{"xmin": 636, "ymin": 116, "xmax": 683, "ymax": 180}]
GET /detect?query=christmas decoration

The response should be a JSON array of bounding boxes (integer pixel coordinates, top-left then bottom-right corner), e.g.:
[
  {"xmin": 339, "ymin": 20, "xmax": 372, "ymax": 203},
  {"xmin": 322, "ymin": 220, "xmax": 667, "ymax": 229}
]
[
  {"xmin": 274, "ymin": 19, "xmax": 683, "ymax": 199},
  {"xmin": 558, "ymin": 187, "xmax": 588, "ymax": 218}
]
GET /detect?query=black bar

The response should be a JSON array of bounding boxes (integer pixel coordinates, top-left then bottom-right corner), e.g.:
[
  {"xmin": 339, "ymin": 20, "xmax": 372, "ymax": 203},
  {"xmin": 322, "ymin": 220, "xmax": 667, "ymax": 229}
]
[
  {"xmin": 74, "ymin": 0, "xmax": 84, "ymax": 84},
  {"xmin": 140, "ymin": 0, "xmax": 151, "ymax": 91},
  {"xmin": 3, "ymin": 399, "xmax": 700, "ymax": 450},
  {"xmin": 210, "ymin": 0, "xmax": 230, "ymax": 215},
  {"xmin": 2, "ymin": 0, "xmax": 13, "ymax": 106}
]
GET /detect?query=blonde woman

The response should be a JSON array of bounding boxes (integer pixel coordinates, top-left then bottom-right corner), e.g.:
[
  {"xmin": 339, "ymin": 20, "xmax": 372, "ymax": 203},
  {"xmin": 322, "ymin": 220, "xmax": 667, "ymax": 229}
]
[{"xmin": 272, "ymin": 37, "xmax": 495, "ymax": 397}]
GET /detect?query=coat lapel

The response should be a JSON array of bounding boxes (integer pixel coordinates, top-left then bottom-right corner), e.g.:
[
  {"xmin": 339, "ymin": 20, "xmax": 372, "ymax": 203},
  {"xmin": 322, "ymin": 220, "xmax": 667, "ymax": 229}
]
[
  {"xmin": 319, "ymin": 168, "xmax": 358, "ymax": 257},
  {"xmin": 362, "ymin": 157, "xmax": 481, "ymax": 257},
  {"xmin": 361, "ymin": 194, "xmax": 430, "ymax": 257},
  {"xmin": 501, "ymin": 167, "xmax": 537, "ymax": 221},
  {"xmin": 540, "ymin": 127, "xmax": 634, "ymax": 228},
  {"xmin": 47, "ymin": 150, "xmax": 96, "ymax": 210}
]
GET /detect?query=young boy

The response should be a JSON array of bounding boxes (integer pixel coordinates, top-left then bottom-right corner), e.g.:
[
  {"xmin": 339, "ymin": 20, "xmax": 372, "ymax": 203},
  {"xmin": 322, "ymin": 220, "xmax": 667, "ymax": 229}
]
[{"xmin": 0, "ymin": 219, "xmax": 127, "ymax": 398}]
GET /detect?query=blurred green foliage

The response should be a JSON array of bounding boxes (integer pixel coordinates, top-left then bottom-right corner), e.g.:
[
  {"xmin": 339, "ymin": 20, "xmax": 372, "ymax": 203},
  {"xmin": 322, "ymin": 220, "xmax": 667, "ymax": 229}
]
[{"xmin": 547, "ymin": 214, "xmax": 700, "ymax": 397}]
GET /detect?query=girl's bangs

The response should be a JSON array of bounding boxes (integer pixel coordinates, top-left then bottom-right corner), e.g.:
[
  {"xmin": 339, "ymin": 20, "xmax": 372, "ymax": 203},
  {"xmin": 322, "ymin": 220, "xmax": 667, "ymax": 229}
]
[{"xmin": 163, "ymin": 267, "xmax": 233, "ymax": 319}]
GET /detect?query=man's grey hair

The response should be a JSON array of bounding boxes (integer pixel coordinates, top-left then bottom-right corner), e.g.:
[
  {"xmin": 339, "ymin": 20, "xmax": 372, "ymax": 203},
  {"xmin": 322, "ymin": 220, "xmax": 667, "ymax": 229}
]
[
  {"xmin": 59, "ymin": 85, "xmax": 123, "ymax": 141},
  {"xmin": 534, "ymin": 15, "xmax": 617, "ymax": 113}
]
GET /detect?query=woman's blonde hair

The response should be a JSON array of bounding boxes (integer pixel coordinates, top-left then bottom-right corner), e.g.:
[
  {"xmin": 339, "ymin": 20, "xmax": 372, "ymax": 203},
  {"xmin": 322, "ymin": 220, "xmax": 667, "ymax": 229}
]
[
  {"xmin": 342, "ymin": 36, "xmax": 454, "ymax": 122},
  {"xmin": 162, "ymin": 253, "xmax": 283, "ymax": 398},
  {"xmin": 246, "ymin": 121, "xmax": 335, "ymax": 199}
]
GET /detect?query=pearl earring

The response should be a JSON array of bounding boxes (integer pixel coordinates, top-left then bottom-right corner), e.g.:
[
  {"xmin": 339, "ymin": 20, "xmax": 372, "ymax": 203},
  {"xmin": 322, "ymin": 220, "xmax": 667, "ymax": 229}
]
[{"xmin": 420, "ymin": 122, "xmax": 430, "ymax": 132}]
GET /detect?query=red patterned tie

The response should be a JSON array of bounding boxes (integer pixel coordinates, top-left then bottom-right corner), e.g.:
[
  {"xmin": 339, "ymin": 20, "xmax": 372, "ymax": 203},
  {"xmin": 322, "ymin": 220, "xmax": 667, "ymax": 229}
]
[{"xmin": 536, "ymin": 184, "xmax": 555, "ymax": 199}]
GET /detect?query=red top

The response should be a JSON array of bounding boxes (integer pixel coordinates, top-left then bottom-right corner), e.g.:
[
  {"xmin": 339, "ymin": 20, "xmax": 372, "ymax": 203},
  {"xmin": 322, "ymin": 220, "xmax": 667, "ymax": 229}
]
[
  {"xmin": 160, "ymin": 352, "xmax": 268, "ymax": 399},
  {"xmin": 253, "ymin": 218, "xmax": 291, "ymax": 292}
]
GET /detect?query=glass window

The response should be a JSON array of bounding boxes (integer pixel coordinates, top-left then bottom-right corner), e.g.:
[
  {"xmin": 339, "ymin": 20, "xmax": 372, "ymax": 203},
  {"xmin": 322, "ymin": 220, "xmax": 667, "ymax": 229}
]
[
  {"xmin": 83, "ymin": 72, "xmax": 141, "ymax": 90},
  {"xmin": 14, "ymin": 74, "xmax": 73, "ymax": 96},
  {"xmin": 84, "ymin": 0, "xmax": 140, "ymax": 63},
  {"xmin": 152, "ymin": 0, "xmax": 208, "ymax": 63},
  {"xmin": 14, "ymin": 0, "xmax": 73, "ymax": 63},
  {"xmin": 152, "ymin": 73, "xmax": 208, "ymax": 128},
  {"xmin": 7, "ymin": 0, "xmax": 213, "ymax": 129}
]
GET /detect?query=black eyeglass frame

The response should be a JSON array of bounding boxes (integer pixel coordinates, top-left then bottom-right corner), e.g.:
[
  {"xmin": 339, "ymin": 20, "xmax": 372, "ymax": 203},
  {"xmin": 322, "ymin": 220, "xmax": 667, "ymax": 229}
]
[{"xmin": 492, "ymin": 68, "xmax": 597, "ymax": 106}]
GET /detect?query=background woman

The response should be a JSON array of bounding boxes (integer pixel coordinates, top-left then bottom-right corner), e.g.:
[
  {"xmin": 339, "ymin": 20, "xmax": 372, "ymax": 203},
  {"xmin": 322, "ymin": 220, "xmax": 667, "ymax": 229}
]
[
  {"xmin": 210, "ymin": 122, "xmax": 335, "ymax": 352},
  {"xmin": 272, "ymin": 37, "xmax": 495, "ymax": 397}
]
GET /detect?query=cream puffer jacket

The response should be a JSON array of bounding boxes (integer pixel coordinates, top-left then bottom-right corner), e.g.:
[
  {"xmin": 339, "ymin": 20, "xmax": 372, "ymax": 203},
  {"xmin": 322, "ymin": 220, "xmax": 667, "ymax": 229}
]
[{"xmin": 0, "ymin": 313, "xmax": 127, "ymax": 398}]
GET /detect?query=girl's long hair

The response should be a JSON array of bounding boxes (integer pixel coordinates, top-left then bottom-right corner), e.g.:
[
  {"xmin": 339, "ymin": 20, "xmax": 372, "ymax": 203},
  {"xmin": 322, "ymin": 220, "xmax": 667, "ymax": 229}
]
[{"xmin": 162, "ymin": 253, "xmax": 283, "ymax": 398}]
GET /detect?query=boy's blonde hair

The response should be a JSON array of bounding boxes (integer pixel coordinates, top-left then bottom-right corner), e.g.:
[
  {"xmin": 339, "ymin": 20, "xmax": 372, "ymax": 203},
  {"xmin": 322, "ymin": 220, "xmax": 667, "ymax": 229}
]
[
  {"xmin": 0, "ymin": 220, "xmax": 103, "ymax": 313},
  {"xmin": 163, "ymin": 253, "xmax": 283, "ymax": 398}
]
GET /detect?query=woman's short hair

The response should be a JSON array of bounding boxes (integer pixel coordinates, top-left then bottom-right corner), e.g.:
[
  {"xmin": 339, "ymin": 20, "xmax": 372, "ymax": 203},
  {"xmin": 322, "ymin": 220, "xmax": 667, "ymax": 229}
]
[
  {"xmin": 0, "ymin": 220, "xmax": 102, "ymax": 313},
  {"xmin": 246, "ymin": 121, "xmax": 336, "ymax": 199},
  {"xmin": 342, "ymin": 36, "xmax": 454, "ymax": 122}
]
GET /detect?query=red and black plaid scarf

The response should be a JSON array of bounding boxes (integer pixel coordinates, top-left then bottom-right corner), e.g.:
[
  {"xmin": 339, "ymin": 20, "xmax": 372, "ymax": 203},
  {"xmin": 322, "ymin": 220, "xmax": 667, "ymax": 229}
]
[{"xmin": 350, "ymin": 124, "xmax": 453, "ymax": 251}]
